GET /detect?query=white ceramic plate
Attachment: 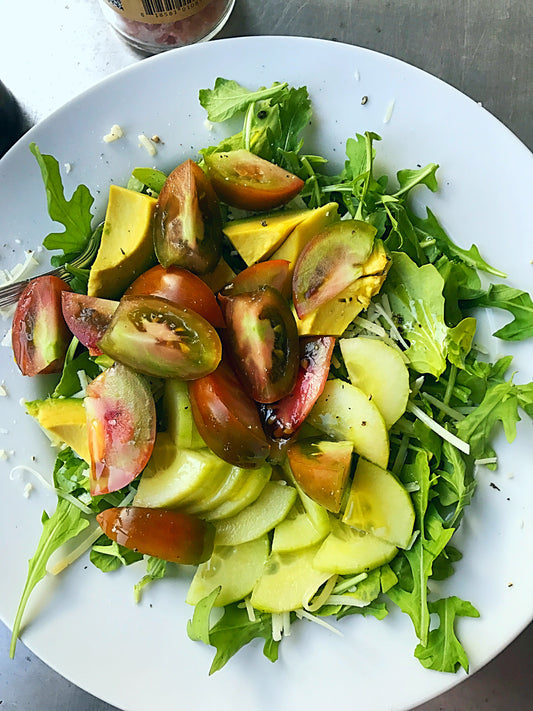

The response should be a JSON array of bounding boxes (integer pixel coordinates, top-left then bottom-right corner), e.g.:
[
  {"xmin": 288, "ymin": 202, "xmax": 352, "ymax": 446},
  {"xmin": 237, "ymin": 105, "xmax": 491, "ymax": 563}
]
[{"xmin": 0, "ymin": 36, "xmax": 532, "ymax": 711}]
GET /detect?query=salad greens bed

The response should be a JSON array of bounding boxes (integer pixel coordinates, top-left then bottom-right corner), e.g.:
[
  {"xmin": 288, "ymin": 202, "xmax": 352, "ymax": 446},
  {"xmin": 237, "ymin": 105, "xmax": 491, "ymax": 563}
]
[{"xmin": 8, "ymin": 78, "xmax": 533, "ymax": 676}]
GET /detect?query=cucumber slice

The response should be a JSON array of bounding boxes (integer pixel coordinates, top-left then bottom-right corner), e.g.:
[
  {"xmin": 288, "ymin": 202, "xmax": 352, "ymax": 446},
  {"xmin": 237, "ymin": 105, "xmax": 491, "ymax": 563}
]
[
  {"xmin": 214, "ymin": 481, "xmax": 297, "ymax": 546},
  {"xmin": 307, "ymin": 379, "xmax": 389, "ymax": 468},
  {"xmin": 186, "ymin": 535, "xmax": 270, "ymax": 607},
  {"xmin": 164, "ymin": 379, "xmax": 205, "ymax": 449},
  {"xmin": 251, "ymin": 543, "xmax": 331, "ymax": 613},
  {"xmin": 133, "ymin": 433, "xmax": 231, "ymax": 509},
  {"xmin": 272, "ymin": 500, "xmax": 330, "ymax": 553},
  {"xmin": 342, "ymin": 458, "xmax": 415, "ymax": 549},
  {"xmin": 204, "ymin": 465, "xmax": 272, "ymax": 521},
  {"xmin": 340, "ymin": 337, "xmax": 409, "ymax": 428},
  {"xmin": 313, "ymin": 518, "xmax": 397, "ymax": 575},
  {"xmin": 185, "ymin": 465, "xmax": 247, "ymax": 515}
]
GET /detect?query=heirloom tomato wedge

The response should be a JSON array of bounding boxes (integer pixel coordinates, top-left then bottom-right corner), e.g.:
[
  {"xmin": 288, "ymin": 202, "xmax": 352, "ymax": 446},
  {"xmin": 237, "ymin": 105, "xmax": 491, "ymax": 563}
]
[
  {"xmin": 260, "ymin": 336, "xmax": 335, "ymax": 440},
  {"xmin": 12, "ymin": 275, "xmax": 72, "ymax": 377},
  {"xmin": 85, "ymin": 362, "xmax": 156, "ymax": 496},
  {"xmin": 96, "ymin": 507, "xmax": 214, "ymax": 565},
  {"xmin": 98, "ymin": 295, "xmax": 222, "ymax": 379},
  {"xmin": 61, "ymin": 292, "xmax": 118, "ymax": 355},
  {"xmin": 188, "ymin": 361, "xmax": 270, "ymax": 468},
  {"xmin": 220, "ymin": 286, "xmax": 299, "ymax": 404},
  {"xmin": 153, "ymin": 159, "xmax": 222, "ymax": 274},
  {"xmin": 125, "ymin": 264, "xmax": 224, "ymax": 328},
  {"xmin": 221, "ymin": 259, "xmax": 291, "ymax": 299},
  {"xmin": 204, "ymin": 149, "xmax": 304, "ymax": 211}
]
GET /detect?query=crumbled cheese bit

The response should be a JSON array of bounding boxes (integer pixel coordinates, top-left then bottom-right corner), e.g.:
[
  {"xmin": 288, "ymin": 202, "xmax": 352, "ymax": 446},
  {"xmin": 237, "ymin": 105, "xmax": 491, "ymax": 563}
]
[
  {"xmin": 0, "ymin": 428, "xmax": 8, "ymax": 435},
  {"xmin": 204, "ymin": 119, "xmax": 214, "ymax": 131},
  {"xmin": 0, "ymin": 383, "xmax": 7, "ymax": 397},
  {"xmin": 138, "ymin": 134, "xmax": 157, "ymax": 156},
  {"xmin": 0, "ymin": 249, "xmax": 40, "ymax": 288},
  {"xmin": 23, "ymin": 482, "xmax": 33, "ymax": 498},
  {"xmin": 0, "ymin": 449, "xmax": 8, "ymax": 460},
  {"xmin": 354, "ymin": 69, "xmax": 360, "ymax": 81},
  {"xmin": 103, "ymin": 124, "xmax": 124, "ymax": 143},
  {"xmin": 383, "ymin": 99, "xmax": 395, "ymax": 124},
  {"xmin": 64, "ymin": 162, "xmax": 72, "ymax": 174}
]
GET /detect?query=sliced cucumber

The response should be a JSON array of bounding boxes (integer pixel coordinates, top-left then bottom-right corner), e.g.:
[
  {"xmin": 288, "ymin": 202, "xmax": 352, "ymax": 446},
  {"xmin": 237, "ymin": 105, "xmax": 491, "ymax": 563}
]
[
  {"xmin": 133, "ymin": 433, "xmax": 231, "ymax": 509},
  {"xmin": 272, "ymin": 499, "xmax": 330, "ymax": 553},
  {"xmin": 313, "ymin": 517, "xmax": 397, "ymax": 575},
  {"xmin": 340, "ymin": 337, "xmax": 409, "ymax": 428},
  {"xmin": 204, "ymin": 465, "xmax": 272, "ymax": 521},
  {"xmin": 251, "ymin": 543, "xmax": 332, "ymax": 613},
  {"xmin": 164, "ymin": 379, "xmax": 205, "ymax": 449},
  {"xmin": 186, "ymin": 535, "xmax": 270, "ymax": 607},
  {"xmin": 214, "ymin": 481, "xmax": 297, "ymax": 546},
  {"xmin": 185, "ymin": 465, "xmax": 248, "ymax": 515},
  {"xmin": 307, "ymin": 379, "xmax": 389, "ymax": 468},
  {"xmin": 342, "ymin": 458, "xmax": 415, "ymax": 549}
]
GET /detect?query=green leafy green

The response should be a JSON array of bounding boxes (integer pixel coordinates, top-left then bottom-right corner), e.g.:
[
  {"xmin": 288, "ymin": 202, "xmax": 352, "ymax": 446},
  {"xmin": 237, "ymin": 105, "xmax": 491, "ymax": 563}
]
[
  {"xmin": 415, "ymin": 597, "xmax": 479, "ymax": 672},
  {"xmin": 10, "ymin": 498, "xmax": 89, "ymax": 657},
  {"xmin": 469, "ymin": 284, "xmax": 533, "ymax": 341},
  {"xmin": 199, "ymin": 78, "xmax": 288, "ymax": 122},
  {"xmin": 130, "ymin": 167, "xmax": 168, "ymax": 195},
  {"xmin": 29, "ymin": 143, "xmax": 94, "ymax": 257},
  {"xmin": 134, "ymin": 557, "xmax": 167, "ymax": 603},
  {"xmin": 90, "ymin": 536, "xmax": 143, "ymax": 572}
]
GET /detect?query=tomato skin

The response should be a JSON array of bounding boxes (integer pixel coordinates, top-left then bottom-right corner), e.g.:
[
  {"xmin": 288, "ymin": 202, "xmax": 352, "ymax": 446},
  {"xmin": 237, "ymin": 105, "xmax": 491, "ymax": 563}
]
[
  {"xmin": 98, "ymin": 295, "xmax": 222, "ymax": 379},
  {"xmin": 61, "ymin": 292, "xmax": 118, "ymax": 355},
  {"xmin": 204, "ymin": 149, "xmax": 304, "ymax": 211},
  {"xmin": 125, "ymin": 264, "xmax": 224, "ymax": 328},
  {"xmin": 221, "ymin": 286, "xmax": 299, "ymax": 404},
  {"xmin": 260, "ymin": 336, "xmax": 335, "ymax": 440},
  {"xmin": 153, "ymin": 159, "xmax": 222, "ymax": 274},
  {"xmin": 12, "ymin": 275, "xmax": 73, "ymax": 377},
  {"xmin": 96, "ymin": 507, "xmax": 215, "ymax": 564},
  {"xmin": 85, "ymin": 362, "xmax": 156, "ymax": 496},
  {"xmin": 188, "ymin": 361, "xmax": 270, "ymax": 468},
  {"xmin": 221, "ymin": 259, "xmax": 291, "ymax": 300}
]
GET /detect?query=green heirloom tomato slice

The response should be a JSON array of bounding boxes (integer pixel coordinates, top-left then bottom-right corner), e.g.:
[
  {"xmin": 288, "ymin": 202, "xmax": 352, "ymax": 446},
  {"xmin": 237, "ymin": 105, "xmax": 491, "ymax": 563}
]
[
  {"xmin": 221, "ymin": 286, "xmax": 299, "ymax": 404},
  {"xmin": 204, "ymin": 149, "xmax": 304, "ymax": 211},
  {"xmin": 12, "ymin": 275, "xmax": 72, "ymax": 377},
  {"xmin": 125, "ymin": 264, "xmax": 224, "ymax": 328},
  {"xmin": 153, "ymin": 159, "xmax": 222, "ymax": 274},
  {"xmin": 188, "ymin": 361, "xmax": 271, "ymax": 468},
  {"xmin": 98, "ymin": 295, "xmax": 222, "ymax": 379},
  {"xmin": 292, "ymin": 219, "xmax": 377, "ymax": 318},
  {"xmin": 96, "ymin": 507, "xmax": 214, "ymax": 565},
  {"xmin": 85, "ymin": 362, "xmax": 156, "ymax": 496},
  {"xmin": 61, "ymin": 292, "xmax": 118, "ymax": 356}
]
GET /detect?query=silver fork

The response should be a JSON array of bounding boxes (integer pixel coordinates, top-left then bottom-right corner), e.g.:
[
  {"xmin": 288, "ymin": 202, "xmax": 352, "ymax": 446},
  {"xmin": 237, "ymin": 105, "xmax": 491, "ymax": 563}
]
[{"xmin": 0, "ymin": 224, "xmax": 102, "ymax": 309}]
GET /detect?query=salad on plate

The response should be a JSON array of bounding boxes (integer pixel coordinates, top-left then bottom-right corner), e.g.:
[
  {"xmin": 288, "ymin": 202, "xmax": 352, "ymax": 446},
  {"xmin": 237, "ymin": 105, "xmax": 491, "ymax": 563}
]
[{"xmin": 5, "ymin": 77, "xmax": 533, "ymax": 676}]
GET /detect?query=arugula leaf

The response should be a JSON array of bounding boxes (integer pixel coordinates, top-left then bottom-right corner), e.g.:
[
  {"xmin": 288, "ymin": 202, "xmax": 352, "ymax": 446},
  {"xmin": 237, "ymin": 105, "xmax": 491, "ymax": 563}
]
[
  {"xmin": 410, "ymin": 208, "xmax": 505, "ymax": 277},
  {"xmin": 10, "ymin": 498, "xmax": 89, "ymax": 657},
  {"xmin": 455, "ymin": 379, "xmax": 526, "ymax": 460},
  {"xmin": 90, "ymin": 536, "xmax": 143, "ymax": 572},
  {"xmin": 469, "ymin": 284, "xmax": 533, "ymax": 341},
  {"xmin": 436, "ymin": 441, "xmax": 477, "ymax": 526},
  {"xmin": 393, "ymin": 163, "xmax": 439, "ymax": 198},
  {"xmin": 52, "ymin": 343, "xmax": 101, "ymax": 398},
  {"xmin": 187, "ymin": 592, "xmax": 278, "ymax": 674},
  {"xmin": 130, "ymin": 167, "xmax": 167, "ymax": 195},
  {"xmin": 134, "ymin": 556, "xmax": 167, "ymax": 603},
  {"xmin": 446, "ymin": 317, "xmax": 476, "ymax": 370},
  {"xmin": 29, "ymin": 143, "xmax": 94, "ymax": 256},
  {"xmin": 199, "ymin": 78, "xmax": 288, "ymax": 122},
  {"xmin": 384, "ymin": 252, "xmax": 448, "ymax": 377},
  {"xmin": 52, "ymin": 448, "xmax": 90, "ymax": 495},
  {"xmin": 415, "ymin": 596, "xmax": 479, "ymax": 672}
]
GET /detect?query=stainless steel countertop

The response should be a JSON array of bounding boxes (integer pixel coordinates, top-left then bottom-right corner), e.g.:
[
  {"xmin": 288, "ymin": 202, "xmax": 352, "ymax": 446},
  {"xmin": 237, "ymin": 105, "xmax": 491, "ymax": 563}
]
[{"xmin": 0, "ymin": 1, "xmax": 531, "ymax": 709}]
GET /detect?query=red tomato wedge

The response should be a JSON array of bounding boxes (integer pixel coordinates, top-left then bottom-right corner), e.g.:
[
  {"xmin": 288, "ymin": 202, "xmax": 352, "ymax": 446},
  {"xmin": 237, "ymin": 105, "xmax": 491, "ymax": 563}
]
[
  {"xmin": 153, "ymin": 159, "xmax": 222, "ymax": 274},
  {"xmin": 204, "ymin": 149, "xmax": 304, "ymax": 211},
  {"xmin": 96, "ymin": 507, "xmax": 215, "ymax": 565},
  {"xmin": 85, "ymin": 362, "xmax": 156, "ymax": 496},
  {"xmin": 188, "ymin": 361, "xmax": 270, "ymax": 468},
  {"xmin": 125, "ymin": 264, "xmax": 224, "ymax": 328},
  {"xmin": 12, "ymin": 275, "xmax": 72, "ymax": 377},
  {"xmin": 221, "ymin": 259, "xmax": 291, "ymax": 299},
  {"xmin": 98, "ymin": 295, "xmax": 222, "ymax": 380},
  {"xmin": 260, "ymin": 336, "xmax": 335, "ymax": 440},
  {"xmin": 221, "ymin": 286, "xmax": 299, "ymax": 404},
  {"xmin": 61, "ymin": 292, "xmax": 118, "ymax": 355}
]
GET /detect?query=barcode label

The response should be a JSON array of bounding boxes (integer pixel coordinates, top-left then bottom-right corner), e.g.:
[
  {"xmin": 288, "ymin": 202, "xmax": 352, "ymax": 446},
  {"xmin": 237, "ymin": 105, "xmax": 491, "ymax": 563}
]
[{"xmin": 141, "ymin": 0, "xmax": 197, "ymax": 13}]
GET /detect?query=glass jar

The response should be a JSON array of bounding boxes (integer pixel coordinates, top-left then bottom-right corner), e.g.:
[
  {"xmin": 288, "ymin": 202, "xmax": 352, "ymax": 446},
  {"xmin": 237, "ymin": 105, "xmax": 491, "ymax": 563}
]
[{"xmin": 99, "ymin": 0, "xmax": 235, "ymax": 55}]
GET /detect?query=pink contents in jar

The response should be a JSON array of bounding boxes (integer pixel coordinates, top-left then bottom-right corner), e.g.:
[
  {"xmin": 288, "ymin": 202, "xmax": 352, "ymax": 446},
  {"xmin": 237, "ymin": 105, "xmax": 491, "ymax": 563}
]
[{"xmin": 99, "ymin": 0, "xmax": 235, "ymax": 54}]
